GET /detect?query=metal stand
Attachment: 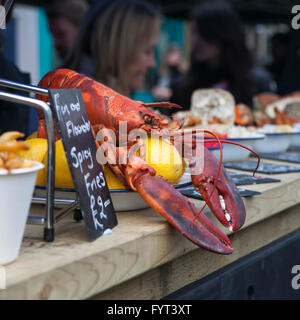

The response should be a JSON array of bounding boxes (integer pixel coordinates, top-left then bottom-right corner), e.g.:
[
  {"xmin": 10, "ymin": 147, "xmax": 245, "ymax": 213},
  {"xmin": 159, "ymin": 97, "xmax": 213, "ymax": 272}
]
[{"xmin": 0, "ymin": 78, "xmax": 80, "ymax": 241}]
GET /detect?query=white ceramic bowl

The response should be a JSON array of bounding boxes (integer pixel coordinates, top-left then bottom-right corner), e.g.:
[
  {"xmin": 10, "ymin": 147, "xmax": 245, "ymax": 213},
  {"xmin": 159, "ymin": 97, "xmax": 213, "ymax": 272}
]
[
  {"xmin": 290, "ymin": 131, "xmax": 300, "ymax": 150},
  {"xmin": 253, "ymin": 132, "xmax": 292, "ymax": 155},
  {"xmin": 209, "ymin": 146, "xmax": 222, "ymax": 160},
  {"xmin": 0, "ymin": 161, "xmax": 44, "ymax": 265},
  {"xmin": 220, "ymin": 135, "xmax": 265, "ymax": 162},
  {"xmin": 290, "ymin": 124, "xmax": 300, "ymax": 150}
]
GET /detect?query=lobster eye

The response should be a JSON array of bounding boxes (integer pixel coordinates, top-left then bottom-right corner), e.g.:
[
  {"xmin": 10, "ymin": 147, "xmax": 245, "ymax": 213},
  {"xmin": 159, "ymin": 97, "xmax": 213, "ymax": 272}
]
[{"xmin": 143, "ymin": 115, "xmax": 152, "ymax": 124}]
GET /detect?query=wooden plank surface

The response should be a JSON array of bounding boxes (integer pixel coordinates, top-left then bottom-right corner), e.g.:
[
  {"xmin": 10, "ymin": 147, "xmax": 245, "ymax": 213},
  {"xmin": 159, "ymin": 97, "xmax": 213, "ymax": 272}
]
[
  {"xmin": 0, "ymin": 158, "xmax": 300, "ymax": 299},
  {"xmin": 91, "ymin": 205, "xmax": 300, "ymax": 300}
]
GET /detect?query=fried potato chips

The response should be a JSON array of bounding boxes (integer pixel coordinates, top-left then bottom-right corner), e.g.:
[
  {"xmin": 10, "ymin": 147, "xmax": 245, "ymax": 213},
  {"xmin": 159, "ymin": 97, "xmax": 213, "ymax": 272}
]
[{"xmin": 0, "ymin": 131, "xmax": 34, "ymax": 171}]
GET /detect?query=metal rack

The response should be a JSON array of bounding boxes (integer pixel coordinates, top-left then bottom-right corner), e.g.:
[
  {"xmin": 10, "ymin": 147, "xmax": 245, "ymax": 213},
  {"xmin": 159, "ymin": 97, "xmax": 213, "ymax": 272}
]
[{"xmin": 0, "ymin": 79, "xmax": 81, "ymax": 241}]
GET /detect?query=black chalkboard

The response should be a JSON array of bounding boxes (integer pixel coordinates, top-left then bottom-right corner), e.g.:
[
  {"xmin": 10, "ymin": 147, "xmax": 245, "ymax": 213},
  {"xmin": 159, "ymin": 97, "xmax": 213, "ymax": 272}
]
[{"xmin": 49, "ymin": 89, "xmax": 118, "ymax": 240}]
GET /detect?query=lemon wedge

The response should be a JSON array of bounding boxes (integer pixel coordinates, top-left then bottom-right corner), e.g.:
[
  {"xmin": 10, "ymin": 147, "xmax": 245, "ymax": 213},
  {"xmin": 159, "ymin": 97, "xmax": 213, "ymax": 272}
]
[
  {"xmin": 42, "ymin": 140, "xmax": 74, "ymax": 188},
  {"xmin": 18, "ymin": 138, "xmax": 48, "ymax": 185},
  {"xmin": 144, "ymin": 137, "xmax": 185, "ymax": 184},
  {"xmin": 102, "ymin": 137, "xmax": 185, "ymax": 188},
  {"xmin": 102, "ymin": 165, "xmax": 126, "ymax": 189},
  {"xmin": 26, "ymin": 131, "xmax": 38, "ymax": 140}
]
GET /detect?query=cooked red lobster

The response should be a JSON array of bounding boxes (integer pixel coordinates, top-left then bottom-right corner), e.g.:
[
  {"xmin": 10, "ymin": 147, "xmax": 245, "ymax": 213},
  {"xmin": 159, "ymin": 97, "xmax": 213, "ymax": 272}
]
[{"xmin": 37, "ymin": 69, "xmax": 256, "ymax": 254}]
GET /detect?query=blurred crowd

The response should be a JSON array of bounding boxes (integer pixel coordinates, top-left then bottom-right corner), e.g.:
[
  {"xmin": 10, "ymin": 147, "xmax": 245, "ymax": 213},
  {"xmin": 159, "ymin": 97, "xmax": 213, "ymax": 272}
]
[{"xmin": 0, "ymin": 0, "xmax": 299, "ymax": 134}]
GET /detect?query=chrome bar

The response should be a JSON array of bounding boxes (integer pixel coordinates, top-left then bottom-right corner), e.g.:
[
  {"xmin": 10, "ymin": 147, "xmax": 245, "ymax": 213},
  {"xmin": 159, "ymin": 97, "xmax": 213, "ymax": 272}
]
[
  {"xmin": 27, "ymin": 216, "xmax": 45, "ymax": 225},
  {"xmin": 54, "ymin": 201, "xmax": 80, "ymax": 223},
  {"xmin": 0, "ymin": 0, "xmax": 14, "ymax": 29},
  {"xmin": 32, "ymin": 196, "xmax": 75, "ymax": 205},
  {"xmin": 29, "ymin": 200, "xmax": 79, "ymax": 224},
  {"xmin": 0, "ymin": 78, "xmax": 49, "ymax": 95}
]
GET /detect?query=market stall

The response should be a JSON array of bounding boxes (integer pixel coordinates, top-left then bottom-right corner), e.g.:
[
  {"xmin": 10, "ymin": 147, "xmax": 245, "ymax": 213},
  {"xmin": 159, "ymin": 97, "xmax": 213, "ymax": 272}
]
[
  {"xmin": 1, "ymin": 0, "xmax": 300, "ymax": 302},
  {"xmin": 0, "ymin": 155, "xmax": 300, "ymax": 299}
]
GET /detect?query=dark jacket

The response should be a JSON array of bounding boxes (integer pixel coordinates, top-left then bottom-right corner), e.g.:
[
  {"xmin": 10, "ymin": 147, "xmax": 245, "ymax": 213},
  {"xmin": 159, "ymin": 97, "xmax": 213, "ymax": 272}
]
[{"xmin": 0, "ymin": 51, "xmax": 31, "ymax": 135}]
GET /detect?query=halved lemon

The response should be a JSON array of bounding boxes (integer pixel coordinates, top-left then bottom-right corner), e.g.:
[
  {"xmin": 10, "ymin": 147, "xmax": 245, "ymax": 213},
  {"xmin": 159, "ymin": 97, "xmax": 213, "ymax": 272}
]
[
  {"xmin": 102, "ymin": 165, "xmax": 126, "ymax": 189},
  {"xmin": 18, "ymin": 138, "xmax": 47, "ymax": 185},
  {"xmin": 26, "ymin": 131, "xmax": 38, "ymax": 140},
  {"xmin": 42, "ymin": 140, "xmax": 74, "ymax": 188},
  {"xmin": 102, "ymin": 136, "xmax": 186, "ymax": 188},
  {"xmin": 143, "ymin": 137, "xmax": 186, "ymax": 184},
  {"xmin": 19, "ymin": 138, "xmax": 74, "ymax": 188}
]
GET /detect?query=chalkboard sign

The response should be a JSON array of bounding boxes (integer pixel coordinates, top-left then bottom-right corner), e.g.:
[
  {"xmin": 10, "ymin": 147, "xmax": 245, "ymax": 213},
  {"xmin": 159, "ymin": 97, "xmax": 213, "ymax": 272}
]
[{"xmin": 49, "ymin": 89, "xmax": 118, "ymax": 240}]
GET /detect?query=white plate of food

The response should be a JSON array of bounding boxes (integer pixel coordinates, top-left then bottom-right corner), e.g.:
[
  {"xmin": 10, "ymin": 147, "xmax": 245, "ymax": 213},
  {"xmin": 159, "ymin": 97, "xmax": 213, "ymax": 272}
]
[
  {"xmin": 208, "ymin": 146, "xmax": 223, "ymax": 160},
  {"xmin": 254, "ymin": 125, "xmax": 294, "ymax": 155},
  {"xmin": 290, "ymin": 124, "xmax": 300, "ymax": 150},
  {"xmin": 202, "ymin": 126, "xmax": 265, "ymax": 162},
  {"xmin": 34, "ymin": 176, "xmax": 192, "ymax": 212},
  {"xmin": 33, "ymin": 142, "xmax": 226, "ymax": 212}
]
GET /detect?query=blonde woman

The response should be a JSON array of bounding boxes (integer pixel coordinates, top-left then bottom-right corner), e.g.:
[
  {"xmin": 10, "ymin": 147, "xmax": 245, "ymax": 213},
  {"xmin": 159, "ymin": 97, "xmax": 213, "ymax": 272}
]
[{"xmin": 65, "ymin": 0, "xmax": 160, "ymax": 97}]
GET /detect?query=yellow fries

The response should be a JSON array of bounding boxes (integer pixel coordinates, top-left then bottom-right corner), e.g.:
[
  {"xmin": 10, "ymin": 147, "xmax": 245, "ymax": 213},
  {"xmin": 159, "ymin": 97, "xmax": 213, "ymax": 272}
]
[
  {"xmin": 0, "ymin": 156, "xmax": 4, "ymax": 169},
  {"xmin": 0, "ymin": 140, "xmax": 30, "ymax": 152},
  {"xmin": 0, "ymin": 131, "xmax": 25, "ymax": 143},
  {"xmin": 0, "ymin": 131, "xmax": 34, "ymax": 171}
]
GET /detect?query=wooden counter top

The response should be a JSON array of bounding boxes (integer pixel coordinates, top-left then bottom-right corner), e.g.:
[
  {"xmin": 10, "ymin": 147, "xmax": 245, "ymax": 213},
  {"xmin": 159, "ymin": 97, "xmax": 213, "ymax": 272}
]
[{"xmin": 1, "ymin": 158, "xmax": 300, "ymax": 300}]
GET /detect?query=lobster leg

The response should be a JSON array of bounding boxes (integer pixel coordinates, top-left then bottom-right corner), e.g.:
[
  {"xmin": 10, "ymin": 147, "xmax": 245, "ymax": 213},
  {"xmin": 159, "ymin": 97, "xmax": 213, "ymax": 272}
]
[
  {"xmin": 169, "ymin": 131, "xmax": 246, "ymax": 232},
  {"xmin": 122, "ymin": 153, "xmax": 233, "ymax": 254},
  {"xmin": 133, "ymin": 173, "xmax": 233, "ymax": 254},
  {"xmin": 191, "ymin": 147, "xmax": 246, "ymax": 232},
  {"xmin": 143, "ymin": 102, "xmax": 182, "ymax": 109}
]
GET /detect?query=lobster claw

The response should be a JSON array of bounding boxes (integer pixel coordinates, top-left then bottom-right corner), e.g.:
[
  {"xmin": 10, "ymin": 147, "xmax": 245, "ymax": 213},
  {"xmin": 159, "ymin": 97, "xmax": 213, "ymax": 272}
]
[
  {"xmin": 191, "ymin": 147, "xmax": 246, "ymax": 232},
  {"xmin": 132, "ymin": 173, "xmax": 233, "ymax": 254}
]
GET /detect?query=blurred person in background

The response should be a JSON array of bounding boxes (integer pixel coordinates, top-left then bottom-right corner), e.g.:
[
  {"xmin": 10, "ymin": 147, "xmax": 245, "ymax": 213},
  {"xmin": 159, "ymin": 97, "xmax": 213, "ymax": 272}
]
[
  {"xmin": 64, "ymin": 0, "xmax": 160, "ymax": 97},
  {"xmin": 170, "ymin": 0, "xmax": 273, "ymax": 113},
  {"xmin": 0, "ymin": 2, "xmax": 31, "ymax": 136},
  {"xmin": 152, "ymin": 44, "xmax": 186, "ymax": 101},
  {"xmin": 47, "ymin": 0, "xmax": 89, "ymax": 61}
]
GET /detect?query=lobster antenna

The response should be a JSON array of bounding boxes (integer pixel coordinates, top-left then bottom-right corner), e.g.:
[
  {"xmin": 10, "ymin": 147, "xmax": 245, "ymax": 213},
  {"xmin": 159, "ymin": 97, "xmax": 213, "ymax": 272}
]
[
  {"xmin": 180, "ymin": 129, "xmax": 224, "ymax": 228},
  {"xmin": 161, "ymin": 128, "xmax": 260, "ymax": 177},
  {"xmin": 199, "ymin": 138, "xmax": 261, "ymax": 178},
  {"xmin": 143, "ymin": 102, "xmax": 182, "ymax": 109},
  {"xmin": 157, "ymin": 127, "xmax": 223, "ymax": 221},
  {"xmin": 192, "ymin": 130, "xmax": 223, "ymax": 222}
]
